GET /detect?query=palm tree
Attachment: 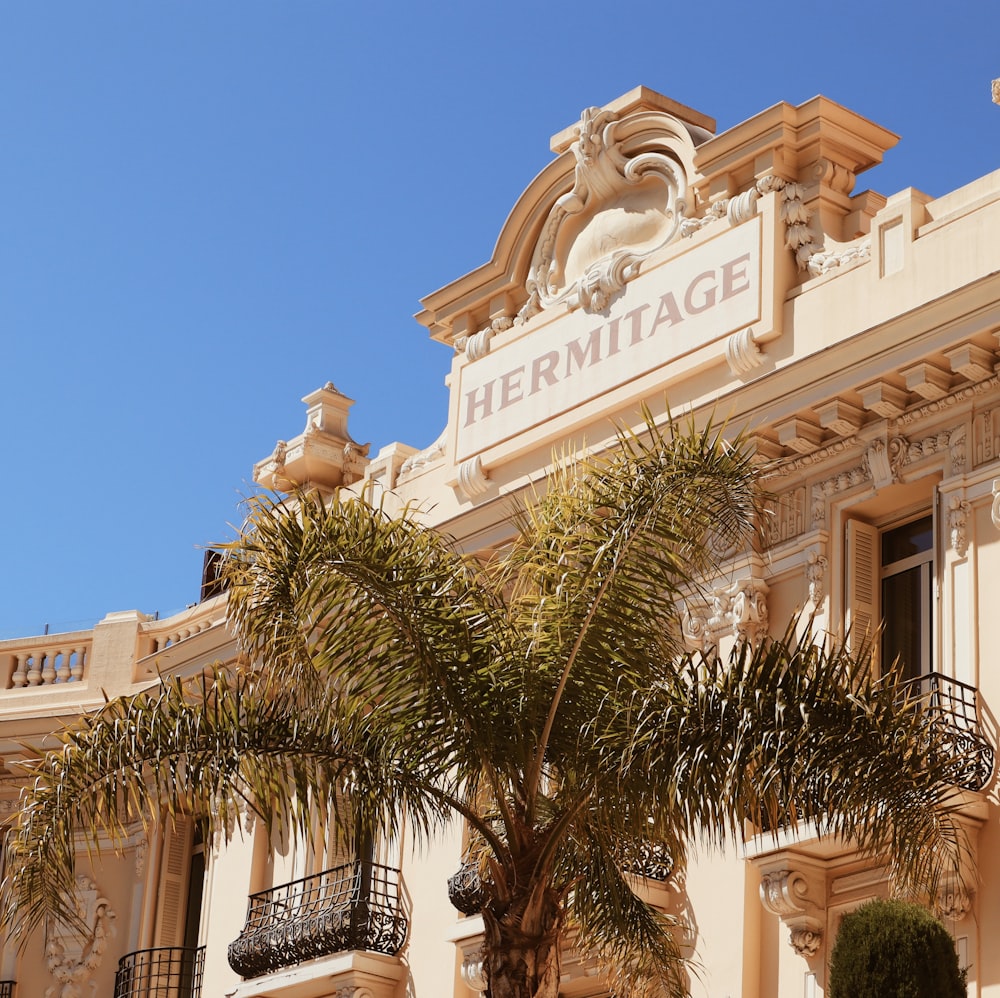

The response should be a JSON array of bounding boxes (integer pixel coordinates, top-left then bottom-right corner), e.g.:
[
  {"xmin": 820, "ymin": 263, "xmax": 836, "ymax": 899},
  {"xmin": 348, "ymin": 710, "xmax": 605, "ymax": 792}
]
[{"xmin": 2, "ymin": 415, "xmax": 973, "ymax": 998}]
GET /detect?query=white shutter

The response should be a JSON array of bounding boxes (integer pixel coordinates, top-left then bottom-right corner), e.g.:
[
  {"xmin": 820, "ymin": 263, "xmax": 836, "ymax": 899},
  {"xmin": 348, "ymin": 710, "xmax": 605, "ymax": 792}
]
[
  {"xmin": 845, "ymin": 518, "xmax": 879, "ymax": 670},
  {"xmin": 153, "ymin": 815, "xmax": 193, "ymax": 949}
]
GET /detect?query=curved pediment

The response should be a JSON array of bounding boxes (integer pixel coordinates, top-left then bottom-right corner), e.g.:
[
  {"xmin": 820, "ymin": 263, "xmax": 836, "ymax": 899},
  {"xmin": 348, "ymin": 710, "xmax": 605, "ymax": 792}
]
[
  {"xmin": 524, "ymin": 105, "xmax": 697, "ymax": 316},
  {"xmin": 416, "ymin": 88, "xmax": 714, "ymax": 346}
]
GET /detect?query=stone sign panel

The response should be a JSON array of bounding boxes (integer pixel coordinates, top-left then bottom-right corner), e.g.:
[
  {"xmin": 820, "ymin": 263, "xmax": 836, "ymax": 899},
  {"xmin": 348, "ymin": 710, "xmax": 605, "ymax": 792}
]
[{"xmin": 456, "ymin": 217, "xmax": 761, "ymax": 462}]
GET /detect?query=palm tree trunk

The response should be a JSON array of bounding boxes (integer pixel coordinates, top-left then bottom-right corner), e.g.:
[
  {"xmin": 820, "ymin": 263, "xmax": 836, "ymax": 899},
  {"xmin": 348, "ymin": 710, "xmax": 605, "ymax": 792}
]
[{"xmin": 482, "ymin": 903, "xmax": 562, "ymax": 998}]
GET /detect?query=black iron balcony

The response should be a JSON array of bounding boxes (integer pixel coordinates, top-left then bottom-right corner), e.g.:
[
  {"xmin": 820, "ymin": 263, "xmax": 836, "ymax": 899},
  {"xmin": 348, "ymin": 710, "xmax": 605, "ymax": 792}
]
[
  {"xmin": 621, "ymin": 840, "xmax": 674, "ymax": 881},
  {"xmin": 0, "ymin": 982, "xmax": 15, "ymax": 998},
  {"xmin": 447, "ymin": 859, "xmax": 487, "ymax": 915},
  {"xmin": 113, "ymin": 946, "xmax": 205, "ymax": 998},
  {"xmin": 902, "ymin": 672, "xmax": 995, "ymax": 792},
  {"xmin": 228, "ymin": 861, "xmax": 408, "ymax": 980}
]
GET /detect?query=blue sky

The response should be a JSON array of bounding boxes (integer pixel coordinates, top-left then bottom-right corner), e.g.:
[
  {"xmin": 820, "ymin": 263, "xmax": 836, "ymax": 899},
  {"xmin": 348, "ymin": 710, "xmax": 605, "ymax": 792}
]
[{"xmin": 2, "ymin": 2, "xmax": 998, "ymax": 638}]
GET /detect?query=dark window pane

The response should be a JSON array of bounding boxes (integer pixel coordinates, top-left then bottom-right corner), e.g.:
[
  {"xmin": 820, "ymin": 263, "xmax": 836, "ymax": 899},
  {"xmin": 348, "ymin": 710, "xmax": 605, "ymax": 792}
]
[{"xmin": 882, "ymin": 515, "xmax": 933, "ymax": 564}]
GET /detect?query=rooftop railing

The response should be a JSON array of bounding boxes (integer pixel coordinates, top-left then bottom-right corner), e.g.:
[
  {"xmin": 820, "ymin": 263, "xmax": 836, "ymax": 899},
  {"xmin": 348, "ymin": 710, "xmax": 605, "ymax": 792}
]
[
  {"xmin": 113, "ymin": 946, "xmax": 205, "ymax": 998},
  {"xmin": 0, "ymin": 632, "xmax": 92, "ymax": 690},
  {"xmin": 228, "ymin": 861, "xmax": 408, "ymax": 980}
]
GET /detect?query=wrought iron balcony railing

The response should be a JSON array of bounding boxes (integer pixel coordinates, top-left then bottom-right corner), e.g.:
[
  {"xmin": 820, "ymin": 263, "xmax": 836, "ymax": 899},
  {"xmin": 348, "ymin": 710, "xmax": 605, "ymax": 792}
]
[
  {"xmin": 0, "ymin": 981, "xmax": 15, "ymax": 998},
  {"xmin": 113, "ymin": 946, "xmax": 205, "ymax": 998},
  {"xmin": 621, "ymin": 840, "xmax": 675, "ymax": 881},
  {"xmin": 228, "ymin": 861, "xmax": 409, "ymax": 980},
  {"xmin": 447, "ymin": 859, "xmax": 487, "ymax": 915},
  {"xmin": 902, "ymin": 672, "xmax": 995, "ymax": 792}
]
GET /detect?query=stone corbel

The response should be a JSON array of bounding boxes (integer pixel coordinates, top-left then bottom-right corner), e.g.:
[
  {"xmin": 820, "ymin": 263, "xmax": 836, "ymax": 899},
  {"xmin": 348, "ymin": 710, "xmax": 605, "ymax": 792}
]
[
  {"xmin": 725, "ymin": 327, "xmax": 764, "ymax": 377},
  {"xmin": 460, "ymin": 946, "xmax": 488, "ymax": 995},
  {"xmin": 728, "ymin": 578, "xmax": 769, "ymax": 645},
  {"xmin": 758, "ymin": 865, "xmax": 826, "ymax": 958},
  {"xmin": 458, "ymin": 316, "xmax": 514, "ymax": 362},
  {"xmin": 935, "ymin": 879, "xmax": 973, "ymax": 922},
  {"xmin": 705, "ymin": 578, "xmax": 769, "ymax": 646},
  {"xmin": 456, "ymin": 456, "xmax": 490, "ymax": 500},
  {"xmin": 681, "ymin": 599, "xmax": 714, "ymax": 654}
]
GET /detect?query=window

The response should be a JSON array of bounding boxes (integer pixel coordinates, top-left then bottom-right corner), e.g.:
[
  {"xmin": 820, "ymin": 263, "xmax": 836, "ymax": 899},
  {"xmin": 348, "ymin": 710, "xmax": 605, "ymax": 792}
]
[{"xmin": 845, "ymin": 513, "xmax": 935, "ymax": 680}]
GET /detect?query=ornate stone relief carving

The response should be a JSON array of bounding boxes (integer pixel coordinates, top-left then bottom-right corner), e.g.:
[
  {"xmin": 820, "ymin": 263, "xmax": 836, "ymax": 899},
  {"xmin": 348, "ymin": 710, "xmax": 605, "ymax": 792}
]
[
  {"xmin": 948, "ymin": 495, "xmax": 971, "ymax": 557},
  {"xmin": 134, "ymin": 840, "xmax": 147, "ymax": 879},
  {"xmin": 993, "ymin": 479, "xmax": 1000, "ymax": 531},
  {"xmin": 936, "ymin": 881, "xmax": 973, "ymax": 922},
  {"xmin": 524, "ymin": 105, "xmax": 690, "ymax": 316},
  {"xmin": 790, "ymin": 926, "xmax": 824, "ymax": 958},
  {"xmin": 683, "ymin": 578, "xmax": 769, "ymax": 650},
  {"xmin": 864, "ymin": 436, "xmax": 907, "ymax": 490},
  {"xmin": 974, "ymin": 407, "xmax": 1000, "ymax": 468},
  {"xmin": 455, "ymin": 316, "xmax": 514, "ymax": 360},
  {"xmin": 763, "ymin": 487, "xmax": 808, "ymax": 547},
  {"xmin": 681, "ymin": 175, "xmax": 818, "ymax": 272},
  {"xmin": 681, "ymin": 600, "xmax": 713, "ymax": 654},
  {"xmin": 806, "ymin": 551, "xmax": 828, "ymax": 606},
  {"xmin": 456, "ymin": 455, "xmax": 490, "ymax": 500},
  {"xmin": 806, "ymin": 239, "xmax": 871, "ymax": 277},
  {"xmin": 399, "ymin": 431, "xmax": 446, "ymax": 478},
  {"xmin": 760, "ymin": 869, "xmax": 811, "ymax": 918},
  {"xmin": 44, "ymin": 875, "xmax": 116, "ymax": 998}
]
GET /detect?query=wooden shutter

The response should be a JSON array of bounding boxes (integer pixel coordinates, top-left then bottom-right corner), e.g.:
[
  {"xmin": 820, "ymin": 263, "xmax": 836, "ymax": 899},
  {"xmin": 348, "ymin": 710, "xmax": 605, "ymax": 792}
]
[
  {"xmin": 845, "ymin": 518, "xmax": 879, "ymax": 670},
  {"xmin": 152, "ymin": 815, "xmax": 194, "ymax": 949}
]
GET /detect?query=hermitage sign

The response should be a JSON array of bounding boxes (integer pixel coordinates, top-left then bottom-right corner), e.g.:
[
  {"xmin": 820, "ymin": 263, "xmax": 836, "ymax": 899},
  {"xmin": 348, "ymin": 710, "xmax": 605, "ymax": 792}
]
[{"xmin": 456, "ymin": 217, "xmax": 762, "ymax": 461}]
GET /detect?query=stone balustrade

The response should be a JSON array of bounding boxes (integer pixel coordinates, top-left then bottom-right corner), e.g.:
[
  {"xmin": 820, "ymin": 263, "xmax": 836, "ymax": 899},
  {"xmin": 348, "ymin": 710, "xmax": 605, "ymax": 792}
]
[
  {"xmin": 140, "ymin": 612, "xmax": 221, "ymax": 656},
  {"xmin": 1, "ymin": 632, "xmax": 92, "ymax": 690}
]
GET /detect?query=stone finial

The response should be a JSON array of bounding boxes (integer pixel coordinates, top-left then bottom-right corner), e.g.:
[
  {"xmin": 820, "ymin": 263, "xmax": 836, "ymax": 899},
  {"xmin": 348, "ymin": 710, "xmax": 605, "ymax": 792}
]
[{"xmin": 253, "ymin": 383, "xmax": 370, "ymax": 492}]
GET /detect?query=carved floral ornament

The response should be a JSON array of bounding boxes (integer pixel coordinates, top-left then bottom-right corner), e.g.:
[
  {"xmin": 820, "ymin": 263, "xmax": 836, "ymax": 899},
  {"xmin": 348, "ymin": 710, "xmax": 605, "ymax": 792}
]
[
  {"xmin": 524, "ymin": 105, "xmax": 692, "ymax": 317},
  {"xmin": 682, "ymin": 577, "xmax": 769, "ymax": 651},
  {"xmin": 44, "ymin": 875, "xmax": 116, "ymax": 998}
]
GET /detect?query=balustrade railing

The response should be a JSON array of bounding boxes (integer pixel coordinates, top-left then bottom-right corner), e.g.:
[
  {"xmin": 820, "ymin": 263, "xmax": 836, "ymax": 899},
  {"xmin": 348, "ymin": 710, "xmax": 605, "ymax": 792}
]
[
  {"xmin": 902, "ymin": 672, "xmax": 995, "ymax": 792},
  {"xmin": 0, "ymin": 980, "xmax": 15, "ymax": 998},
  {"xmin": 228, "ymin": 861, "xmax": 408, "ymax": 980},
  {"xmin": 1, "ymin": 633, "xmax": 91, "ymax": 690},
  {"xmin": 140, "ymin": 613, "xmax": 222, "ymax": 657},
  {"xmin": 113, "ymin": 946, "xmax": 204, "ymax": 998}
]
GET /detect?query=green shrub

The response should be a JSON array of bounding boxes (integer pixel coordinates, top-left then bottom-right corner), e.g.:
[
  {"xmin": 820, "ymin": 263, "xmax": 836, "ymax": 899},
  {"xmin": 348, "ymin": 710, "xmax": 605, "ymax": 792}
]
[{"xmin": 828, "ymin": 899, "xmax": 966, "ymax": 998}]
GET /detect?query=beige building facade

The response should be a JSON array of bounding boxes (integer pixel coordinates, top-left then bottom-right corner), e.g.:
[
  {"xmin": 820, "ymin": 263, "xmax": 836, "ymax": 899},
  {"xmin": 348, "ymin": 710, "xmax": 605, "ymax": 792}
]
[{"xmin": 2, "ymin": 85, "xmax": 1000, "ymax": 998}]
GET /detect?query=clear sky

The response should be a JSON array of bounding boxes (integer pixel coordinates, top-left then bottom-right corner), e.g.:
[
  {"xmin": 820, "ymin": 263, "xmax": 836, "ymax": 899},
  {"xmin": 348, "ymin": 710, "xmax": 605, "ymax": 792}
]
[{"xmin": 2, "ymin": 1, "xmax": 998, "ymax": 639}]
